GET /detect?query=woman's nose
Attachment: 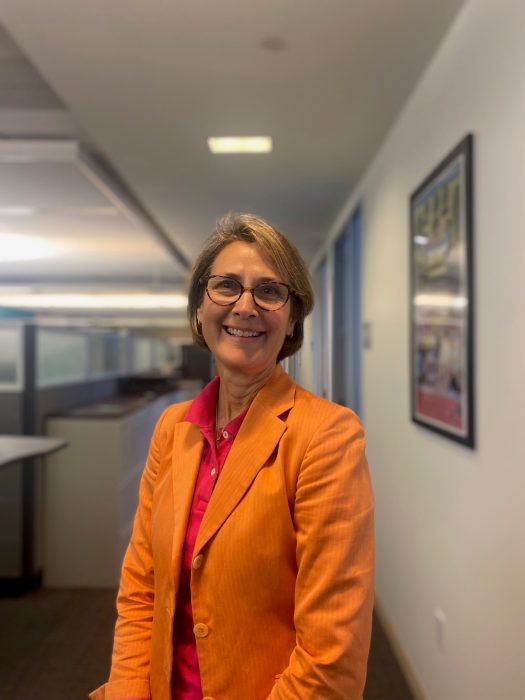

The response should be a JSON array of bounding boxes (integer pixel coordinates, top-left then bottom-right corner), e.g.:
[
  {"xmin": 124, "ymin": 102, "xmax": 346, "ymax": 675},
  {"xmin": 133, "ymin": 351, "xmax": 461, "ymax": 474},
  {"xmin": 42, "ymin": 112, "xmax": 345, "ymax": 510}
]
[{"xmin": 232, "ymin": 288, "xmax": 258, "ymax": 315}]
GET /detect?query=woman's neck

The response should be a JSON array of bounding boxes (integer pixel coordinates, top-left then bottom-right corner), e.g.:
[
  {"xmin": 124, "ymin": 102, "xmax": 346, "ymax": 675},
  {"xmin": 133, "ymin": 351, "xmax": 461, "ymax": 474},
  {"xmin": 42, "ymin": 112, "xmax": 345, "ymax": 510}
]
[{"xmin": 215, "ymin": 364, "xmax": 275, "ymax": 426}]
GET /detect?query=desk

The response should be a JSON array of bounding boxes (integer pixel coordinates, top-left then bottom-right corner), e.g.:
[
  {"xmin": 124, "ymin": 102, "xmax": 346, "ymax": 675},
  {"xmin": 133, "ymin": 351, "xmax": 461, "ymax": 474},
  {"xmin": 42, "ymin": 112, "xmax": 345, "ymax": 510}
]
[
  {"xmin": 0, "ymin": 435, "xmax": 68, "ymax": 594},
  {"xmin": 0, "ymin": 435, "xmax": 67, "ymax": 469}
]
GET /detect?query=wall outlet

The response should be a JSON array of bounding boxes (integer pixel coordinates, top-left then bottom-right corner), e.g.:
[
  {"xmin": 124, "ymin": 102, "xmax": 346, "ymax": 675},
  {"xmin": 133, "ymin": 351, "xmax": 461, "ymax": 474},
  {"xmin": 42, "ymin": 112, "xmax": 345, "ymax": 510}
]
[{"xmin": 433, "ymin": 607, "xmax": 447, "ymax": 652}]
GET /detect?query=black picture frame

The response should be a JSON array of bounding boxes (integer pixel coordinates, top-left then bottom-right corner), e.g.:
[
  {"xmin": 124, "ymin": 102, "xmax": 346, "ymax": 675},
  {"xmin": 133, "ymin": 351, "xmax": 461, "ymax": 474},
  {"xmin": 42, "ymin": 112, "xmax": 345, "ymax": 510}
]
[{"xmin": 410, "ymin": 134, "xmax": 475, "ymax": 448}]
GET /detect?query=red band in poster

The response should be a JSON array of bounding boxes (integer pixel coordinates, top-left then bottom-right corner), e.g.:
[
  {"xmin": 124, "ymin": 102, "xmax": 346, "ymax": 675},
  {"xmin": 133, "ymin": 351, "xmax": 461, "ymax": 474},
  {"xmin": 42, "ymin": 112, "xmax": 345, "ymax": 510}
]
[{"xmin": 416, "ymin": 388, "xmax": 463, "ymax": 430}]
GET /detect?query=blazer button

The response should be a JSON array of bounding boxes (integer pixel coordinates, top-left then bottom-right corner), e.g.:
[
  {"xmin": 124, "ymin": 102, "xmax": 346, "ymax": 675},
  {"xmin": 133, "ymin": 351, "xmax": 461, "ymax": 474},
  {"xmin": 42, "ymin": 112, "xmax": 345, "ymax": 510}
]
[
  {"xmin": 192, "ymin": 553, "xmax": 204, "ymax": 569},
  {"xmin": 193, "ymin": 623, "xmax": 209, "ymax": 638}
]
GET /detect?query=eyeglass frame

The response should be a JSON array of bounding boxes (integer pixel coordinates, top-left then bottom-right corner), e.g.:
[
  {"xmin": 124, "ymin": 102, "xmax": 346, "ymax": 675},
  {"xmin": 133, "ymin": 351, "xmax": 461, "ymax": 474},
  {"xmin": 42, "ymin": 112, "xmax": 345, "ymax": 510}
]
[{"xmin": 202, "ymin": 274, "xmax": 295, "ymax": 311}]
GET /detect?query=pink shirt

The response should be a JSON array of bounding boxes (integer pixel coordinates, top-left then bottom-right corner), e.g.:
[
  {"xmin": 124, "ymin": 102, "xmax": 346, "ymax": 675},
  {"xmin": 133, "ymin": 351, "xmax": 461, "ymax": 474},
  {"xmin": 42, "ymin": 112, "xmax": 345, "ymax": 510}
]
[{"xmin": 118, "ymin": 377, "xmax": 248, "ymax": 700}]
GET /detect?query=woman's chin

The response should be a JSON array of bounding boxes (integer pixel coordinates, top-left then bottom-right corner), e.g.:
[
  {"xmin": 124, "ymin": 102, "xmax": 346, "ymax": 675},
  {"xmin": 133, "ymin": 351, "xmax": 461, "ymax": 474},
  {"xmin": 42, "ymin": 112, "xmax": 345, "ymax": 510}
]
[{"xmin": 214, "ymin": 351, "xmax": 274, "ymax": 378}]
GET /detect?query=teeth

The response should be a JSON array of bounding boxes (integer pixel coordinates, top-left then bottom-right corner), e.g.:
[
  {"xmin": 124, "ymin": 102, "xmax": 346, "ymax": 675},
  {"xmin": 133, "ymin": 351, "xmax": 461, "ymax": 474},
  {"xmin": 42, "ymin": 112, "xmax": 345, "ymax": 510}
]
[{"xmin": 226, "ymin": 327, "xmax": 262, "ymax": 337}]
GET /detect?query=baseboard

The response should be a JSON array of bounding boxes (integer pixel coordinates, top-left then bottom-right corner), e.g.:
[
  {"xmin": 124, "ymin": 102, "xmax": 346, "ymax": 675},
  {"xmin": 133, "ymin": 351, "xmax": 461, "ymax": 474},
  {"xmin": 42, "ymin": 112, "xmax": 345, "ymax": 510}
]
[{"xmin": 374, "ymin": 594, "xmax": 430, "ymax": 700}]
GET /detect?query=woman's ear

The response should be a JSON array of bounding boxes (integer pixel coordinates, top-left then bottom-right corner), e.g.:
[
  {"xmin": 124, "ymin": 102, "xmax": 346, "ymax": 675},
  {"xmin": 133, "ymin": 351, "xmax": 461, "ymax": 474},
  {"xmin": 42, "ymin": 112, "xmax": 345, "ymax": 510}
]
[{"xmin": 286, "ymin": 318, "xmax": 296, "ymax": 338}]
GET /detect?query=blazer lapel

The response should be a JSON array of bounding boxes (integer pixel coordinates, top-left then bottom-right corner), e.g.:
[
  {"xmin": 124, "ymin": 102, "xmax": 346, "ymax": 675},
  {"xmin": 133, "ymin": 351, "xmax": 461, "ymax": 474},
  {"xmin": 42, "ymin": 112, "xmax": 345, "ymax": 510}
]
[
  {"xmin": 170, "ymin": 421, "xmax": 204, "ymax": 571},
  {"xmin": 195, "ymin": 365, "xmax": 295, "ymax": 554}
]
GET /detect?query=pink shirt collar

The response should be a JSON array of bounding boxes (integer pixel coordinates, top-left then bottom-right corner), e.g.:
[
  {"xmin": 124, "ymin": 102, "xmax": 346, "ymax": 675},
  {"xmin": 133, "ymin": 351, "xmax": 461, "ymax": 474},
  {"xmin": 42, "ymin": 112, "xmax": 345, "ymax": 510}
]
[{"xmin": 185, "ymin": 375, "xmax": 249, "ymax": 442}]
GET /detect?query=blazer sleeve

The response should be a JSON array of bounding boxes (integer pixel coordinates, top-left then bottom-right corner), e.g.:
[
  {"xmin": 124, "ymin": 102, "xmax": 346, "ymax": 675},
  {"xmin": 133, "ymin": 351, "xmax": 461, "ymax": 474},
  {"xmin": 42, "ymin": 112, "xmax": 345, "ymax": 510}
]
[
  {"xmin": 89, "ymin": 408, "xmax": 170, "ymax": 700},
  {"xmin": 268, "ymin": 407, "xmax": 375, "ymax": 700}
]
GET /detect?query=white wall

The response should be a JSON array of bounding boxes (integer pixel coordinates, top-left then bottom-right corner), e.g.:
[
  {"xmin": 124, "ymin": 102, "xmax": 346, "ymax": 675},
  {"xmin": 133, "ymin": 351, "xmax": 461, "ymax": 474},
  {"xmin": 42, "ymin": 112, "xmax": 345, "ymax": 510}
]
[{"xmin": 313, "ymin": 1, "xmax": 525, "ymax": 699}]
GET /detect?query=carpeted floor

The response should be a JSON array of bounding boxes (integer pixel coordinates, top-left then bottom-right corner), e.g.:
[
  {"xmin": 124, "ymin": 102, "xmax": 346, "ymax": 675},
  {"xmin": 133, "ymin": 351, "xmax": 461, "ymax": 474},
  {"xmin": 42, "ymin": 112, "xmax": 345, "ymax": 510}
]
[{"xmin": 0, "ymin": 588, "xmax": 415, "ymax": 699}]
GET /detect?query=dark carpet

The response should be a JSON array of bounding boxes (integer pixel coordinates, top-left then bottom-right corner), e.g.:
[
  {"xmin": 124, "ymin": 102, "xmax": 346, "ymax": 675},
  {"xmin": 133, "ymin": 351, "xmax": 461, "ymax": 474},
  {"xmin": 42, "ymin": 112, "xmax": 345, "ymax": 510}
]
[{"xmin": 0, "ymin": 589, "xmax": 415, "ymax": 699}]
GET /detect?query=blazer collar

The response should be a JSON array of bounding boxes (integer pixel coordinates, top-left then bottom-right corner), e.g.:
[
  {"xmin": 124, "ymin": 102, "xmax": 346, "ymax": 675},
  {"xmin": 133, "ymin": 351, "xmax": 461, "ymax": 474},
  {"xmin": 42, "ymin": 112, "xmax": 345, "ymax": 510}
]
[{"xmin": 194, "ymin": 364, "xmax": 296, "ymax": 553}]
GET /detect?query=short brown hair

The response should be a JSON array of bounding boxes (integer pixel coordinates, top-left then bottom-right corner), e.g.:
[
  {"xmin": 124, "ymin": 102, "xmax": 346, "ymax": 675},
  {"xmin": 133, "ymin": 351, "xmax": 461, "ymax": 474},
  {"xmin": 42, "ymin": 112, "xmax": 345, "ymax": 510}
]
[{"xmin": 188, "ymin": 213, "xmax": 314, "ymax": 361}]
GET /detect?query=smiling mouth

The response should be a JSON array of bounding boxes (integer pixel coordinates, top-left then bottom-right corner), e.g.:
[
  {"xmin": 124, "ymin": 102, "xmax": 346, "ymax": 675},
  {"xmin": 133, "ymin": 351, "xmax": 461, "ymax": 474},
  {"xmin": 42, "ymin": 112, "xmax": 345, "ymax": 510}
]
[{"xmin": 224, "ymin": 326, "xmax": 264, "ymax": 338}]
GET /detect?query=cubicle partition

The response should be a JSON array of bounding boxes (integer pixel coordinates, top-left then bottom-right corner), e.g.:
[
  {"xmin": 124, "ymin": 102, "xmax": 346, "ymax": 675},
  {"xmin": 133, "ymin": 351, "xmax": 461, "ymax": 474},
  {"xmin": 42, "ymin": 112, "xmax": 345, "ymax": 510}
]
[{"xmin": 0, "ymin": 322, "xmax": 191, "ymax": 594}]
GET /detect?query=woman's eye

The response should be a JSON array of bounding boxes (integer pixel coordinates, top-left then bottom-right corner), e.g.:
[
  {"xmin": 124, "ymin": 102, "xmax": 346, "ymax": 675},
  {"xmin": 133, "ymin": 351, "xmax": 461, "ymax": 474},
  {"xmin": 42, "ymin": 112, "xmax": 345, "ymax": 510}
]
[
  {"xmin": 214, "ymin": 278, "xmax": 238, "ymax": 292},
  {"xmin": 258, "ymin": 284, "xmax": 282, "ymax": 299}
]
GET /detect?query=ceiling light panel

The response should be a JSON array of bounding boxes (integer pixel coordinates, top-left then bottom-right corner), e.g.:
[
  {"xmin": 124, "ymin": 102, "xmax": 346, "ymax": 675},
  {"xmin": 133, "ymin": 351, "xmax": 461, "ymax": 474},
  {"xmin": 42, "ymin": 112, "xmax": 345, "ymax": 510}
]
[
  {"xmin": 207, "ymin": 136, "xmax": 272, "ymax": 154},
  {"xmin": 0, "ymin": 292, "xmax": 188, "ymax": 310},
  {"xmin": 0, "ymin": 233, "xmax": 62, "ymax": 262}
]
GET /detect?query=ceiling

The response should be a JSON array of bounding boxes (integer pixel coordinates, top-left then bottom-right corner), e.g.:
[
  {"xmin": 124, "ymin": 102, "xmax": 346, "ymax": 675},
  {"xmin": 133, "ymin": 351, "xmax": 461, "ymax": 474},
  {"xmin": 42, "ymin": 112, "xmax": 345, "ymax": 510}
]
[
  {"xmin": 0, "ymin": 140, "xmax": 184, "ymax": 282},
  {"xmin": 0, "ymin": 0, "xmax": 466, "ymax": 326}
]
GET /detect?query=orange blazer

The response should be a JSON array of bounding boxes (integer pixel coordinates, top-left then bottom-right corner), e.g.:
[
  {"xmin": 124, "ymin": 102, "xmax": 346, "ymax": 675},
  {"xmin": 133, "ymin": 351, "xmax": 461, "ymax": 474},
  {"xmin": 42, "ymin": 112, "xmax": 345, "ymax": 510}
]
[{"xmin": 90, "ymin": 365, "xmax": 374, "ymax": 700}]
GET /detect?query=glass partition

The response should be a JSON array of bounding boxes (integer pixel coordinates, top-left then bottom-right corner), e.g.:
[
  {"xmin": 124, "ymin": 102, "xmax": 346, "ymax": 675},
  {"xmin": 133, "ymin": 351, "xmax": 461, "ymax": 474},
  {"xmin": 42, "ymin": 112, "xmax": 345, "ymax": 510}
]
[
  {"xmin": 132, "ymin": 337, "xmax": 153, "ymax": 374},
  {"xmin": 90, "ymin": 332, "xmax": 121, "ymax": 377},
  {"xmin": 37, "ymin": 329, "xmax": 89, "ymax": 387},
  {"xmin": 35, "ymin": 327, "xmax": 174, "ymax": 387}
]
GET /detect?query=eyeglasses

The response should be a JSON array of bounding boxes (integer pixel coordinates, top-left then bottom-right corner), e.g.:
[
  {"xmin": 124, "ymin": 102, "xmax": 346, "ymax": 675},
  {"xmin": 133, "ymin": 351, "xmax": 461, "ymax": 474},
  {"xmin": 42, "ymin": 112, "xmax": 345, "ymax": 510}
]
[{"xmin": 204, "ymin": 275, "xmax": 293, "ymax": 311}]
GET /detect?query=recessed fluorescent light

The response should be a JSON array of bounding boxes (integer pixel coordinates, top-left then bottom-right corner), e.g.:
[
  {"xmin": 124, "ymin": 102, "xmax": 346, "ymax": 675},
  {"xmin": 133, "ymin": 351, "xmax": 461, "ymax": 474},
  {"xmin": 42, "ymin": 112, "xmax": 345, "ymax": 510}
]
[
  {"xmin": 207, "ymin": 136, "xmax": 272, "ymax": 154},
  {"xmin": 0, "ymin": 293, "xmax": 188, "ymax": 311},
  {"xmin": 0, "ymin": 233, "xmax": 62, "ymax": 262}
]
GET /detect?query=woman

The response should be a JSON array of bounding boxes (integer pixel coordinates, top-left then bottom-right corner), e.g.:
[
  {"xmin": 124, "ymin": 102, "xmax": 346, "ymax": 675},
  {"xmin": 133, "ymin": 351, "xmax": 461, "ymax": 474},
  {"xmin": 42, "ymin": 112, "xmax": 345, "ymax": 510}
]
[{"xmin": 91, "ymin": 213, "xmax": 374, "ymax": 700}]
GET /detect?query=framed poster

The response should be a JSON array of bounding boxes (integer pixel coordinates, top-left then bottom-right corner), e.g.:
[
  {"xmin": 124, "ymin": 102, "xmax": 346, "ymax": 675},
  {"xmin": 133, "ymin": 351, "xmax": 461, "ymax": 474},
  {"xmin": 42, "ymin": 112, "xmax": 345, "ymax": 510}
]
[{"xmin": 410, "ymin": 135, "xmax": 474, "ymax": 447}]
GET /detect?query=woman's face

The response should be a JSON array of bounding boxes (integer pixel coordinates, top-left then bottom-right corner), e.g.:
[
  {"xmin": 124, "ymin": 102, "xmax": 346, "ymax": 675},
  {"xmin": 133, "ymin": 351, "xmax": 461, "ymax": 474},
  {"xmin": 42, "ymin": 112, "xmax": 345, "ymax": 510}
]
[{"xmin": 197, "ymin": 241, "xmax": 295, "ymax": 378}]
